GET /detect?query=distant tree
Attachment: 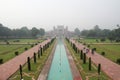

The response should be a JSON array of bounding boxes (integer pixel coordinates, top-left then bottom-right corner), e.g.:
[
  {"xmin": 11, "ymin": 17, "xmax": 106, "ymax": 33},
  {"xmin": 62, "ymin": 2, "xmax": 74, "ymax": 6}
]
[
  {"xmin": 74, "ymin": 28, "xmax": 80, "ymax": 36},
  {"xmin": 0, "ymin": 23, "xmax": 12, "ymax": 37},
  {"xmin": 81, "ymin": 30, "xmax": 89, "ymax": 36},
  {"xmin": 87, "ymin": 30, "xmax": 97, "ymax": 37},
  {"xmin": 20, "ymin": 27, "xmax": 31, "ymax": 37},
  {"xmin": 31, "ymin": 27, "xmax": 39, "ymax": 37},
  {"xmin": 39, "ymin": 28, "xmax": 45, "ymax": 36}
]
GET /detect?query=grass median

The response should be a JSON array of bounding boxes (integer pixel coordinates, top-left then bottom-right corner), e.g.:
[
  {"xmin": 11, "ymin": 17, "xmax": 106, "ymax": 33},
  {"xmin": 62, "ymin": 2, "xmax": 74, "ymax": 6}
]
[{"xmin": 9, "ymin": 40, "xmax": 55, "ymax": 80}]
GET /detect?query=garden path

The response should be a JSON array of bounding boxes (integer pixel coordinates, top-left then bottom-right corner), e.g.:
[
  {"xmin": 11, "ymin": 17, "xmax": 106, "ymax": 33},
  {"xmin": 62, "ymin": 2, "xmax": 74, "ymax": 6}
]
[
  {"xmin": 0, "ymin": 39, "xmax": 51, "ymax": 80},
  {"xmin": 71, "ymin": 39, "xmax": 120, "ymax": 80}
]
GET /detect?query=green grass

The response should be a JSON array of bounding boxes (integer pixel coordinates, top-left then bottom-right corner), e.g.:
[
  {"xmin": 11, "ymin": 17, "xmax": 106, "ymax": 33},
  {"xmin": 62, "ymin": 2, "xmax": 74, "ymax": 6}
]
[
  {"xmin": 90, "ymin": 44, "xmax": 120, "ymax": 62},
  {"xmin": 78, "ymin": 38, "xmax": 117, "ymax": 44},
  {"xmin": 0, "ymin": 44, "xmax": 31, "ymax": 63},
  {"xmin": 77, "ymin": 38, "xmax": 120, "ymax": 63},
  {"xmin": 0, "ymin": 39, "xmax": 42, "ymax": 44},
  {"xmin": 9, "ymin": 40, "xmax": 55, "ymax": 80},
  {"xmin": 0, "ymin": 39, "xmax": 43, "ymax": 63},
  {"xmin": 65, "ymin": 40, "xmax": 111, "ymax": 80}
]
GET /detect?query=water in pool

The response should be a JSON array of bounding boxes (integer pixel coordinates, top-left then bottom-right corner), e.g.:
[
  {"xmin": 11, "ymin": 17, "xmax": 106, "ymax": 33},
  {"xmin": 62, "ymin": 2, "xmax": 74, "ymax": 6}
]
[{"xmin": 47, "ymin": 39, "xmax": 73, "ymax": 80}]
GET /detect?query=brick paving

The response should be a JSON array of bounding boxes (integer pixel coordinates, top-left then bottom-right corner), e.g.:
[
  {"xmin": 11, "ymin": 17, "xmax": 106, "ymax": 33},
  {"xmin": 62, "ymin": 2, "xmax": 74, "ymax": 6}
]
[
  {"xmin": 71, "ymin": 39, "xmax": 120, "ymax": 80},
  {"xmin": 0, "ymin": 39, "xmax": 51, "ymax": 80}
]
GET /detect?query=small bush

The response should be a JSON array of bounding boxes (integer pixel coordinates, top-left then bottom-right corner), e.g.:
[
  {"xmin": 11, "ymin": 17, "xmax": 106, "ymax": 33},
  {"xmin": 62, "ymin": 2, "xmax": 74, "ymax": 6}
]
[
  {"xmin": 13, "ymin": 40, "xmax": 20, "ymax": 42},
  {"xmin": 116, "ymin": 39, "xmax": 120, "ymax": 42},
  {"xmin": 83, "ymin": 43, "xmax": 86, "ymax": 45},
  {"xmin": 31, "ymin": 44, "xmax": 34, "ymax": 47},
  {"xmin": 6, "ymin": 41, "xmax": 9, "ymax": 45},
  {"xmin": 96, "ymin": 39, "xmax": 99, "ymax": 42},
  {"xmin": 25, "ymin": 47, "xmax": 28, "ymax": 51},
  {"xmin": 101, "ymin": 52, "xmax": 105, "ymax": 56},
  {"xmin": 87, "ymin": 44, "xmax": 90, "ymax": 47},
  {"xmin": 0, "ymin": 59, "xmax": 3, "ymax": 64},
  {"xmin": 15, "ymin": 51, "xmax": 19, "ymax": 56},
  {"xmin": 93, "ymin": 48, "xmax": 96, "ymax": 51},
  {"xmin": 116, "ymin": 58, "xmax": 120, "ymax": 64},
  {"xmin": 100, "ymin": 38, "xmax": 106, "ymax": 42},
  {"xmin": 35, "ymin": 43, "xmax": 38, "ymax": 45}
]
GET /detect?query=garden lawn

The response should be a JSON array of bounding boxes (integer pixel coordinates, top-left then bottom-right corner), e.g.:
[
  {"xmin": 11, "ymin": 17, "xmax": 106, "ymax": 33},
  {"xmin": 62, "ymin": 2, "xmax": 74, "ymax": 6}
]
[
  {"xmin": 90, "ymin": 44, "xmax": 120, "ymax": 62},
  {"xmin": 0, "ymin": 39, "xmax": 43, "ymax": 44},
  {"xmin": 78, "ymin": 38, "xmax": 114, "ymax": 43},
  {"xmin": 0, "ymin": 44, "xmax": 31, "ymax": 63}
]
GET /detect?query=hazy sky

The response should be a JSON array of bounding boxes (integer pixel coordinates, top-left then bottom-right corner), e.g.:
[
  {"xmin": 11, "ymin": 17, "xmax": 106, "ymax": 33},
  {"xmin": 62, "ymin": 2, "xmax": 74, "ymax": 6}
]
[{"xmin": 0, "ymin": 0, "xmax": 120, "ymax": 31}]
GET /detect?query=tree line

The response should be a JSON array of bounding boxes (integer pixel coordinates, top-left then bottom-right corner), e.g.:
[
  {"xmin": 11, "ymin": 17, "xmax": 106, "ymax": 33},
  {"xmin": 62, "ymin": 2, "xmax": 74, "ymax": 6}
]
[
  {"xmin": 74, "ymin": 25, "xmax": 120, "ymax": 42},
  {"xmin": 0, "ymin": 23, "xmax": 45, "ymax": 38}
]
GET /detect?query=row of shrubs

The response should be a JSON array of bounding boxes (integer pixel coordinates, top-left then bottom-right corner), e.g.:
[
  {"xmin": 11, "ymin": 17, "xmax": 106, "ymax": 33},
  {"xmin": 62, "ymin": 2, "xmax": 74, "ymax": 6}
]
[
  {"xmin": 19, "ymin": 38, "xmax": 56, "ymax": 79},
  {"xmin": 66, "ymin": 38, "xmax": 101, "ymax": 75},
  {"xmin": 0, "ymin": 38, "xmax": 56, "ymax": 65}
]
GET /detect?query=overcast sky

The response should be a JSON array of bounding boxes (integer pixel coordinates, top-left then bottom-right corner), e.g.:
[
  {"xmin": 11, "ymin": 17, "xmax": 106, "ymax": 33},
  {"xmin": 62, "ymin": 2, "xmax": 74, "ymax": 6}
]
[{"xmin": 0, "ymin": 0, "xmax": 120, "ymax": 31}]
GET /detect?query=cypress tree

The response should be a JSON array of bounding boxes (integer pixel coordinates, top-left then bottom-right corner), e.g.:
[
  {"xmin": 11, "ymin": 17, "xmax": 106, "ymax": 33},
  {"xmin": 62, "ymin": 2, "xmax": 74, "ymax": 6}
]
[
  {"xmin": 41, "ymin": 47, "xmax": 43, "ymax": 56},
  {"xmin": 89, "ymin": 57, "xmax": 91, "ymax": 71},
  {"xmin": 27, "ymin": 57, "xmax": 31, "ymax": 71},
  {"xmin": 98, "ymin": 64, "xmax": 101, "ymax": 75},
  {"xmin": 34, "ymin": 52, "xmax": 36, "ymax": 63},
  {"xmin": 83, "ymin": 53, "xmax": 86, "ymax": 64},
  {"xmin": 38, "ymin": 50, "xmax": 40, "ymax": 58},
  {"xmin": 80, "ymin": 50, "xmax": 83, "ymax": 59},
  {"xmin": 19, "ymin": 65, "xmax": 23, "ymax": 79}
]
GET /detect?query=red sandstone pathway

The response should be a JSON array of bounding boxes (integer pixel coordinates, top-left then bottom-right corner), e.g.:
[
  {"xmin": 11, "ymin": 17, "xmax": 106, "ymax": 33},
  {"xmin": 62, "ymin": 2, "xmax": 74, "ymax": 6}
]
[
  {"xmin": 0, "ymin": 39, "xmax": 51, "ymax": 80},
  {"xmin": 70, "ymin": 39, "xmax": 120, "ymax": 80}
]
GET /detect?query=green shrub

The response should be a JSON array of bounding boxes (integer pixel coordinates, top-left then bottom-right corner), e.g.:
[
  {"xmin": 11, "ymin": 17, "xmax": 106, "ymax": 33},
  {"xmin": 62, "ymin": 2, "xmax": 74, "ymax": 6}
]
[
  {"xmin": 35, "ymin": 43, "xmax": 38, "ymax": 45},
  {"xmin": 100, "ymin": 38, "xmax": 106, "ymax": 42},
  {"xmin": 31, "ymin": 44, "xmax": 34, "ymax": 47},
  {"xmin": 96, "ymin": 39, "xmax": 99, "ymax": 42},
  {"xmin": 98, "ymin": 64, "xmax": 101, "ymax": 75},
  {"xmin": 93, "ymin": 48, "xmax": 96, "ymax": 51},
  {"xmin": 116, "ymin": 58, "xmax": 120, "ymax": 64},
  {"xmin": 101, "ymin": 52, "xmax": 105, "ymax": 56},
  {"xmin": 25, "ymin": 47, "xmax": 28, "ymax": 51},
  {"xmin": 116, "ymin": 39, "xmax": 120, "ymax": 42},
  {"xmin": 89, "ymin": 57, "xmax": 91, "ymax": 71},
  {"xmin": 13, "ymin": 40, "xmax": 20, "ymax": 42},
  {"xmin": 0, "ymin": 59, "xmax": 3, "ymax": 64},
  {"xmin": 83, "ymin": 43, "xmax": 86, "ymax": 45},
  {"xmin": 6, "ymin": 41, "xmax": 9, "ymax": 45},
  {"xmin": 87, "ymin": 44, "xmax": 90, "ymax": 47},
  {"xmin": 15, "ymin": 51, "xmax": 19, "ymax": 56}
]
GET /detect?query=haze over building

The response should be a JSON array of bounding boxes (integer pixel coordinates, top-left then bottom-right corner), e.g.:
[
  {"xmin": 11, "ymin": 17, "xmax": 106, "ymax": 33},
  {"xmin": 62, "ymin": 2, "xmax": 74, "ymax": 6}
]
[
  {"xmin": 0, "ymin": 0, "xmax": 120, "ymax": 30},
  {"xmin": 46, "ymin": 25, "xmax": 74, "ymax": 38}
]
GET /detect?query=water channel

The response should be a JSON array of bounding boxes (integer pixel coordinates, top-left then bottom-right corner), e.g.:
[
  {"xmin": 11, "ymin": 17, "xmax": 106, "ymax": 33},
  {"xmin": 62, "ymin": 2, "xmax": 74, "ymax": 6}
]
[{"xmin": 47, "ymin": 38, "xmax": 73, "ymax": 80}]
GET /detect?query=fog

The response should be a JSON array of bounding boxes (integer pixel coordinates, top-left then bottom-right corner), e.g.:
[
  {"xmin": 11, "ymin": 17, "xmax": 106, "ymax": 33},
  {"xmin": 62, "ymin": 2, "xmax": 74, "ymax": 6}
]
[{"xmin": 0, "ymin": 0, "xmax": 120, "ymax": 31}]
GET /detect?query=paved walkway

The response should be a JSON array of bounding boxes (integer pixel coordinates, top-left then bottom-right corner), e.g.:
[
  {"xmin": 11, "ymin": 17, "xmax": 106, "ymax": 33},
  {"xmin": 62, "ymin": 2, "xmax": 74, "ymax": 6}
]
[
  {"xmin": 0, "ymin": 39, "xmax": 51, "ymax": 80},
  {"xmin": 70, "ymin": 39, "xmax": 120, "ymax": 80}
]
